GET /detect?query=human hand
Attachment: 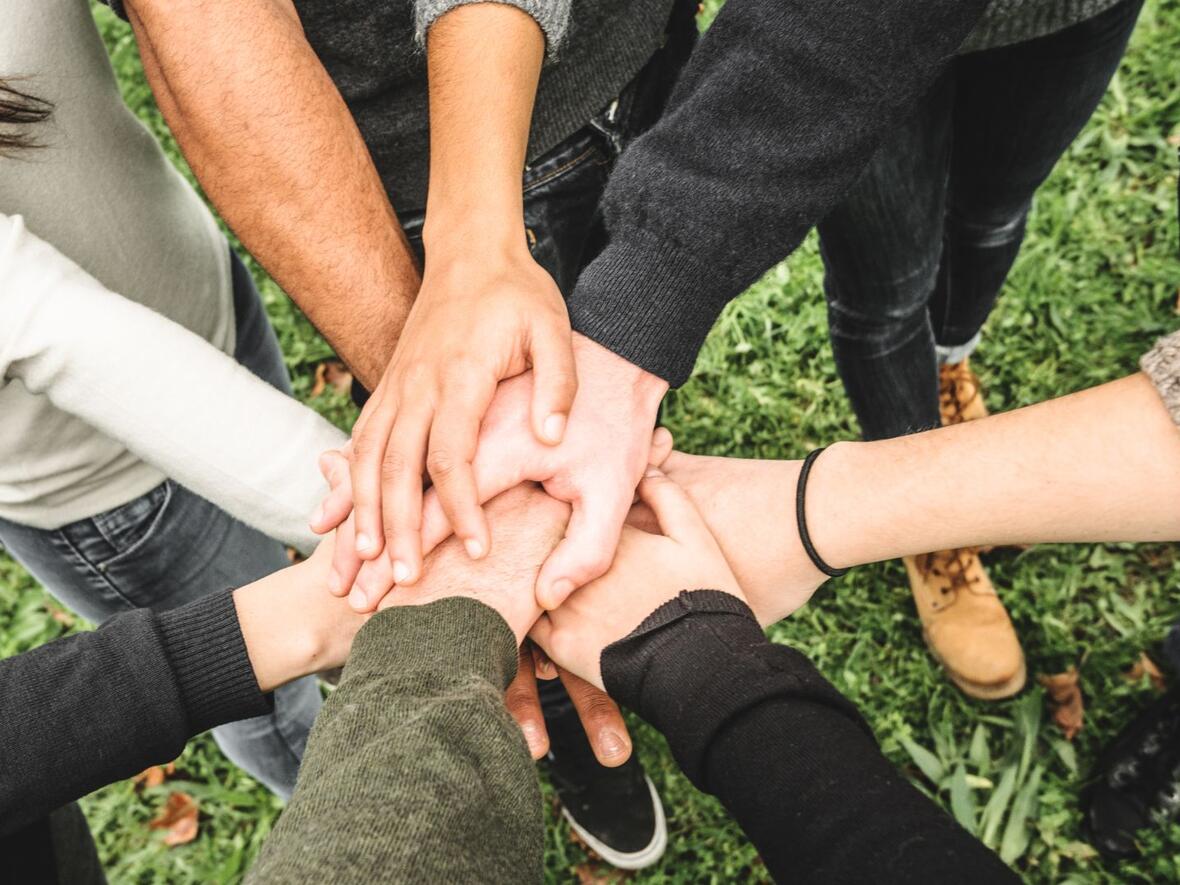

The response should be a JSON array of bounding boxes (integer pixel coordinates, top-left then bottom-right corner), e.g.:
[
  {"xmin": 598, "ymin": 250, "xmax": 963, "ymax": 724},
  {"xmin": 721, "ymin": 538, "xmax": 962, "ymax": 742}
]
[
  {"xmin": 503, "ymin": 643, "xmax": 634, "ymax": 767},
  {"xmin": 629, "ymin": 451, "xmax": 828, "ymax": 625},
  {"xmin": 328, "ymin": 242, "xmax": 576, "ymax": 585},
  {"xmin": 530, "ymin": 467, "xmax": 746, "ymax": 690},
  {"xmin": 375, "ymin": 482, "xmax": 569, "ymax": 643},
  {"xmin": 414, "ymin": 334, "xmax": 668, "ymax": 610},
  {"xmin": 311, "ymin": 421, "xmax": 673, "ymax": 612},
  {"xmin": 233, "ymin": 532, "xmax": 369, "ymax": 693}
]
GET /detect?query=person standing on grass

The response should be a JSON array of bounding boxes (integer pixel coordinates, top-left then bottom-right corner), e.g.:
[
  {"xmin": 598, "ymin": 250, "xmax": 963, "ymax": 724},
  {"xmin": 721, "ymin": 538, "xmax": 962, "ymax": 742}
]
[
  {"xmin": 0, "ymin": 0, "xmax": 325, "ymax": 801},
  {"xmin": 815, "ymin": 0, "xmax": 1144, "ymax": 701}
]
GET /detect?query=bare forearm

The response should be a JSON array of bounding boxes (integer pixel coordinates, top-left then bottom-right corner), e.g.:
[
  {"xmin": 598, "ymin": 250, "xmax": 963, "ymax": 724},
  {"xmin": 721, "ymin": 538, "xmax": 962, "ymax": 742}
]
[
  {"xmin": 421, "ymin": 3, "xmax": 544, "ymax": 252},
  {"xmin": 811, "ymin": 373, "xmax": 1180, "ymax": 566},
  {"xmin": 124, "ymin": 0, "xmax": 418, "ymax": 387}
]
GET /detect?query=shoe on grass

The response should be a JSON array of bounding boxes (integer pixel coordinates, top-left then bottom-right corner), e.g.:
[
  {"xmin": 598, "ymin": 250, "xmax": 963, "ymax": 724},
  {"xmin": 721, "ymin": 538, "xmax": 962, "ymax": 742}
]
[
  {"xmin": 905, "ymin": 548, "xmax": 1026, "ymax": 700},
  {"xmin": 1085, "ymin": 688, "xmax": 1180, "ymax": 859},
  {"xmin": 939, "ymin": 358, "xmax": 989, "ymax": 425},
  {"xmin": 542, "ymin": 703, "xmax": 667, "ymax": 871}
]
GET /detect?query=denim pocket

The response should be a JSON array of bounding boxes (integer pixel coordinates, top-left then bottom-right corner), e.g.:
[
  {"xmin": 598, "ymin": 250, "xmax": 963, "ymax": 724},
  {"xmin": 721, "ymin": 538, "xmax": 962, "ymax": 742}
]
[{"xmin": 85, "ymin": 481, "xmax": 174, "ymax": 571}]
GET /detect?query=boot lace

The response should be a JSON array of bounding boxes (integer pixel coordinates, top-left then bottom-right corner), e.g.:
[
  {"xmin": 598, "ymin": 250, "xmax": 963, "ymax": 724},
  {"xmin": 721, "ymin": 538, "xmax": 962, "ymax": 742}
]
[
  {"xmin": 914, "ymin": 547, "xmax": 983, "ymax": 602},
  {"xmin": 939, "ymin": 362, "xmax": 982, "ymax": 425}
]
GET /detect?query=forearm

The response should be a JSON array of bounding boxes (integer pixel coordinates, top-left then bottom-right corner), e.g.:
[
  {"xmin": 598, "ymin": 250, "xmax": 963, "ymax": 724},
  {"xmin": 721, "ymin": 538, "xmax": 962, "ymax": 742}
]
[
  {"xmin": 810, "ymin": 373, "xmax": 1180, "ymax": 568},
  {"xmin": 247, "ymin": 598, "xmax": 542, "ymax": 884},
  {"xmin": 2, "ymin": 218, "xmax": 346, "ymax": 552},
  {"xmin": 566, "ymin": 0, "xmax": 989, "ymax": 385},
  {"xmin": 121, "ymin": 0, "xmax": 418, "ymax": 386},
  {"xmin": 421, "ymin": 3, "xmax": 544, "ymax": 256},
  {"xmin": 0, "ymin": 592, "xmax": 268, "ymax": 834},
  {"xmin": 602, "ymin": 592, "xmax": 1016, "ymax": 882}
]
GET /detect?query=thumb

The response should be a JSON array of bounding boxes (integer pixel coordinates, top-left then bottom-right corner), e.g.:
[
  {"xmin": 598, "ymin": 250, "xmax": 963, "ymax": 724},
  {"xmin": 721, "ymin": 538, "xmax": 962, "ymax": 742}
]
[
  {"xmin": 311, "ymin": 449, "xmax": 355, "ymax": 533},
  {"xmin": 635, "ymin": 466, "xmax": 712, "ymax": 545},
  {"xmin": 529, "ymin": 325, "xmax": 578, "ymax": 446},
  {"xmin": 534, "ymin": 490, "xmax": 628, "ymax": 609}
]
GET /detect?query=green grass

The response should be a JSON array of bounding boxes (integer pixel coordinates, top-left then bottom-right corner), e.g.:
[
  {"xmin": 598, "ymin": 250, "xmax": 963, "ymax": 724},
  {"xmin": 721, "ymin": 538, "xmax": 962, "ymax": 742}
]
[{"xmin": 3, "ymin": 2, "xmax": 1178, "ymax": 881}]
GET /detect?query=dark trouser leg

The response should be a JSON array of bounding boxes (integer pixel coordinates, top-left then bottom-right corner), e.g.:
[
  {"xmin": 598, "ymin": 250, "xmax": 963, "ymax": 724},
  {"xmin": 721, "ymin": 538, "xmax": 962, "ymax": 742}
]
[
  {"xmin": 931, "ymin": 0, "xmax": 1144, "ymax": 349},
  {"xmin": 818, "ymin": 72, "xmax": 955, "ymax": 441}
]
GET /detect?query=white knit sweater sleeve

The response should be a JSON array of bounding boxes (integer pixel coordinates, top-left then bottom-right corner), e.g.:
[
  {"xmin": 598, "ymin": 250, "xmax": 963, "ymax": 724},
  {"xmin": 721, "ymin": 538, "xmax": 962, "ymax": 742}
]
[{"xmin": 0, "ymin": 215, "xmax": 346, "ymax": 553}]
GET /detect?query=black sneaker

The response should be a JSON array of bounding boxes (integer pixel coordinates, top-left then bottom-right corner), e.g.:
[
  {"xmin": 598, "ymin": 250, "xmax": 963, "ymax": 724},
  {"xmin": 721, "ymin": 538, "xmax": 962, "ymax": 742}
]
[
  {"xmin": 1085, "ymin": 688, "xmax": 1180, "ymax": 858},
  {"xmin": 542, "ymin": 703, "xmax": 667, "ymax": 870}
]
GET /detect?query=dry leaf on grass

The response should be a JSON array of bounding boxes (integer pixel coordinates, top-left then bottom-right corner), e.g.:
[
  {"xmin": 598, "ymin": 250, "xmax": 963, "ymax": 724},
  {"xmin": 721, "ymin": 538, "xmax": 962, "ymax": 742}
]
[
  {"xmin": 133, "ymin": 761, "xmax": 176, "ymax": 789},
  {"xmin": 148, "ymin": 791, "xmax": 200, "ymax": 847},
  {"xmin": 1039, "ymin": 667, "xmax": 1084, "ymax": 740},
  {"xmin": 573, "ymin": 862, "xmax": 629, "ymax": 883},
  {"xmin": 1125, "ymin": 652, "xmax": 1167, "ymax": 693},
  {"xmin": 310, "ymin": 360, "xmax": 353, "ymax": 397},
  {"xmin": 48, "ymin": 605, "xmax": 74, "ymax": 628}
]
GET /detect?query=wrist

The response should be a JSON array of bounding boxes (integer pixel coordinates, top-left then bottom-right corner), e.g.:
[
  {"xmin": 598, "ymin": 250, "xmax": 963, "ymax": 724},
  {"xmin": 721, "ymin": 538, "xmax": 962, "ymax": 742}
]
[
  {"xmin": 421, "ymin": 191, "xmax": 526, "ymax": 257},
  {"xmin": 572, "ymin": 332, "xmax": 669, "ymax": 405},
  {"xmin": 802, "ymin": 440, "xmax": 894, "ymax": 570},
  {"xmin": 234, "ymin": 564, "xmax": 335, "ymax": 693}
]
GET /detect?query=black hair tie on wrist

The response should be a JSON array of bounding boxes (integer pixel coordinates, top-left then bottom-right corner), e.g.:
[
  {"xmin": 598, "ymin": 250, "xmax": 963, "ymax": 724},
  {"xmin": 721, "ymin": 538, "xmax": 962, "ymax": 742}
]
[{"xmin": 796, "ymin": 448, "xmax": 850, "ymax": 579}]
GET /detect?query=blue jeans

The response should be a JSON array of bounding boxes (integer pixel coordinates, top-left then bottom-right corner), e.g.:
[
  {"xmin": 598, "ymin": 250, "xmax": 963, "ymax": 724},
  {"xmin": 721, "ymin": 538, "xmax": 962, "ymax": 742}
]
[
  {"xmin": 817, "ymin": 0, "xmax": 1142, "ymax": 441},
  {"xmin": 0, "ymin": 249, "xmax": 321, "ymax": 799}
]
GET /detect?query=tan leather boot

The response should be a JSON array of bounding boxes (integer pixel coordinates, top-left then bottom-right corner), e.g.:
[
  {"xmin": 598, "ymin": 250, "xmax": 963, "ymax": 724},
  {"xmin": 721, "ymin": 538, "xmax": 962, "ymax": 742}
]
[
  {"xmin": 905, "ymin": 549, "xmax": 1026, "ymax": 699},
  {"xmin": 939, "ymin": 358, "xmax": 989, "ymax": 425},
  {"xmin": 906, "ymin": 358, "xmax": 1025, "ymax": 699}
]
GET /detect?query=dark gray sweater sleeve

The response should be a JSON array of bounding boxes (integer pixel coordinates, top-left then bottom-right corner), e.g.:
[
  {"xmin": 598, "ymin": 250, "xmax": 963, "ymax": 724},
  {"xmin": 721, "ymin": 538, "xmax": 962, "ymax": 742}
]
[
  {"xmin": 0, "ymin": 591, "xmax": 270, "ymax": 835},
  {"xmin": 602, "ymin": 591, "xmax": 1018, "ymax": 883},
  {"xmin": 246, "ymin": 597, "xmax": 542, "ymax": 885},
  {"xmin": 566, "ymin": 0, "xmax": 991, "ymax": 386}
]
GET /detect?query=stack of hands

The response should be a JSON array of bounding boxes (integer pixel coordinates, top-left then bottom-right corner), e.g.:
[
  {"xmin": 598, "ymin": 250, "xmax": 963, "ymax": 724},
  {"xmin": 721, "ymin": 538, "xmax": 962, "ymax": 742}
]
[{"xmin": 297, "ymin": 365, "xmax": 831, "ymax": 763}]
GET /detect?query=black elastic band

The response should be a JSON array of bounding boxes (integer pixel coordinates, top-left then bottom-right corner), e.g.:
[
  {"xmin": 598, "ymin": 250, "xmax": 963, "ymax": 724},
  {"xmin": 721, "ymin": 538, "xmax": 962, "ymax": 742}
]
[{"xmin": 796, "ymin": 448, "xmax": 849, "ymax": 578}]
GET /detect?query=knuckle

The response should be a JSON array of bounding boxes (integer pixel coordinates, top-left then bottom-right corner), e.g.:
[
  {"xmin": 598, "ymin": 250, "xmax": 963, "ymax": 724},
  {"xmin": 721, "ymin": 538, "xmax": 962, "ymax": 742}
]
[
  {"xmin": 580, "ymin": 694, "xmax": 619, "ymax": 725},
  {"xmin": 381, "ymin": 449, "xmax": 411, "ymax": 482},
  {"xmin": 426, "ymin": 448, "xmax": 460, "ymax": 479}
]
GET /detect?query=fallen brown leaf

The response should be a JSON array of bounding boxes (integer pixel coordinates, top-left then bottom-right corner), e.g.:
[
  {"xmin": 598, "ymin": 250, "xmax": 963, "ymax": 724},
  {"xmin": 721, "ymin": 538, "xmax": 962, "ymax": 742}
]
[
  {"xmin": 148, "ymin": 791, "xmax": 199, "ymax": 847},
  {"xmin": 573, "ymin": 862, "xmax": 628, "ymax": 883},
  {"xmin": 1039, "ymin": 667, "xmax": 1084, "ymax": 740},
  {"xmin": 133, "ymin": 762, "xmax": 176, "ymax": 789},
  {"xmin": 1168, "ymin": 132, "xmax": 1180, "ymax": 147},
  {"xmin": 48, "ymin": 605, "xmax": 74, "ymax": 628},
  {"xmin": 1125, "ymin": 653, "xmax": 1167, "ymax": 693},
  {"xmin": 311, "ymin": 360, "xmax": 353, "ymax": 397}
]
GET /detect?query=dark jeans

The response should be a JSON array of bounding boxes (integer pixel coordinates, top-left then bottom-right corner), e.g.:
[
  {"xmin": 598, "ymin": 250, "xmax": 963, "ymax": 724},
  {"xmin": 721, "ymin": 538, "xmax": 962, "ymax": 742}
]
[{"xmin": 817, "ymin": 0, "xmax": 1142, "ymax": 441}]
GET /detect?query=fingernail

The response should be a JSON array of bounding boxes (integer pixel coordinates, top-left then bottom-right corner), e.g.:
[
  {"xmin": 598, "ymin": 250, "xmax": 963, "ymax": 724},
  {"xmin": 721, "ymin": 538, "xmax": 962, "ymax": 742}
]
[
  {"xmin": 521, "ymin": 722, "xmax": 544, "ymax": 755},
  {"xmin": 548, "ymin": 579, "xmax": 574, "ymax": 605},
  {"xmin": 464, "ymin": 538, "xmax": 484, "ymax": 559},
  {"xmin": 644, "ymin": 466, "xmax": 664, "ymax": 478},
  {"xmin": 599, "ymin": 729, "xmax": 628, "ymax": 761},
  {"xmin": 348, "ymin": 586, "xmax": 367, "ymax": 611},
  {"xmin": 393, "ymin": 560, "xmax": 410, "ymax": 583},
  {"xmin": 356, "ymin": 533, "xmax": 374, "ymax": 553},
  {"xmin": 542, "ymin": 413, "xmax": 566, "ymax": 444},
  {"xmin": 328, "ymin": 570, "xmax": 342, "ymax": 595},
  {"xmin": 310, "ymin": 505, "xmax": 324, "ymax": 529}
]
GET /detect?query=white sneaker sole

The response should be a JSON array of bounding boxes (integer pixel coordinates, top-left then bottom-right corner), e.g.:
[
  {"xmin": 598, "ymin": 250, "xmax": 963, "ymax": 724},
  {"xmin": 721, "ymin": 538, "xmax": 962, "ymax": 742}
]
[{"xmin": 561, "ymin": 775, "xmax": 667, "ymax": 871}]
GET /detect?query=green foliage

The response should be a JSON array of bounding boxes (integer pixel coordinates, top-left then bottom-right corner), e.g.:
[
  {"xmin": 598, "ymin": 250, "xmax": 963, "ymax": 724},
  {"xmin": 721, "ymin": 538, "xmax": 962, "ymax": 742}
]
[{"xmin": 0, "ymin": 1, "xmax": 1176, "ymax": 881}]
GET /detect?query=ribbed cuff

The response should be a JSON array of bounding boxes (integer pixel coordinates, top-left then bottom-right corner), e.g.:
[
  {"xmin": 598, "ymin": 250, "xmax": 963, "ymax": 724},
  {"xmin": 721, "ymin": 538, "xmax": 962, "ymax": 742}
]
[
  {"xmin": 601, "ymin": 590, "xmax": 870, "ymax": 789},
  {"xmin": 1141, "ymin": 330, "xmax": 1180, "ymax": 427},
  {"xmin": 156, "ymin": 591, "xmax": 271, "ymax": 735},
  {"xmin": 567, "ymin": 232, "xmax": 736, "ymax": 388},
  {"xmin": 415, "ymin": 0, "xmax": 572, "ymax": 55},
  {"xmin": 345, "ymin": 596, "xmax": 519, "ymax": 692}
]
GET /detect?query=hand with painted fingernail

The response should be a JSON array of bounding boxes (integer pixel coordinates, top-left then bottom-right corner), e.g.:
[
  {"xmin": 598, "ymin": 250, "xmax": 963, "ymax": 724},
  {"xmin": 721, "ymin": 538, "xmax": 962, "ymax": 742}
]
[{"xmin": 530, "ymin": 467, "xmax": 747, "ymax": 690}]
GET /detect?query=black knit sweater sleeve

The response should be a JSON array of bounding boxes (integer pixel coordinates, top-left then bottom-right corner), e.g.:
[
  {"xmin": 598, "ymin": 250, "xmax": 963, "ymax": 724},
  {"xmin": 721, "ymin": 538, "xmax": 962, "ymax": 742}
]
[
  {"xmin": 0, "ymin": 591, "xmax": 270, "ymax": 835},
  {"xmin": 601, "ymin": 591, "xmax": 1018, "ymax": 883},
  {"xmin": 566, "ymin": 0, "xmax": 990, "ymax": 386}
]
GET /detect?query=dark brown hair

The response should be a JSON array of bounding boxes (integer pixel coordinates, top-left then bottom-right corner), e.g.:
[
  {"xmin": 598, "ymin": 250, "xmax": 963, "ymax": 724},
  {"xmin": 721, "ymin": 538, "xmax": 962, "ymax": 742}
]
[{"xmin": 0, "ymin": 79, "xmax": 53, "ymax": 156}]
